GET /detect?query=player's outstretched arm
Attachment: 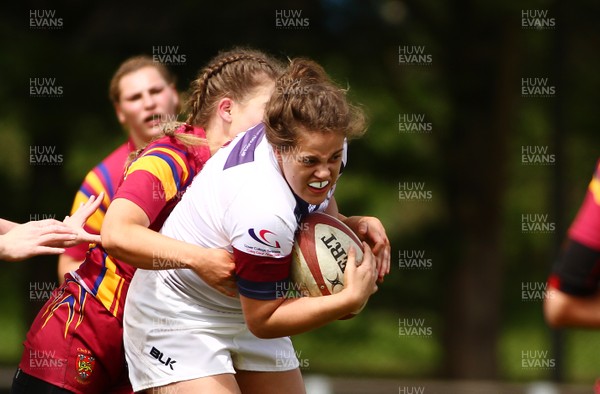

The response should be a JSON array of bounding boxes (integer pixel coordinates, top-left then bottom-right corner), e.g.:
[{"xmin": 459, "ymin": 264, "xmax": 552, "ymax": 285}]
[
  {"xmin": 0, "ymin": 194, "xmax": 104, "ymax": 263},
  {"xmin": 0, "ymin": 219, "xmax": 77, "ymax": 262},
  {"xmin": 544, "ymin": 239, "xmax": 600, "ymax": 328},
  {"xmin": 544, "ymin": 288, "xmax": 600, "ymax": 328},
  {"xmin": 57, "ymin": 193, "xmax": 105, "ymax": 282},
  {"xmin": 0, "ymin": 218, "xmax": 18, "ymax": 235},
  {"xmin": 102, "ymin": 198, "xmax": 236, "ymax": 296},
  {"xmin": 61, "ymin": 192, "xmax": 104, "ymax": 247},
  {"xmin": 240, "ymin": 244, "xmax": 378, "ymax": 339}
]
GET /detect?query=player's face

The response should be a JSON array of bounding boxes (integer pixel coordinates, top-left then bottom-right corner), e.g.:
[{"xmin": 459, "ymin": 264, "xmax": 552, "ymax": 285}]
[
  {"xmin": 114, "ymin": 66, "xmax": 179, "ymax": 148},
  {"xmin": 229, "ymin": 81, "xmax": 275, "ymax": 137},
  {"xmin": 277, "ymin": 130, "xmax": 345, "ymax": 206}
]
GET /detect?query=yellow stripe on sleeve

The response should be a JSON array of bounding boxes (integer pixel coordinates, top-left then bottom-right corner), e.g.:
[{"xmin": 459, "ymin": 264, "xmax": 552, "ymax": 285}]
[
  {"xmin": 125, "ymin": 150, "xmax": 187, "ymax": 201},
  {"xmin": 145, "ymin": 147, "xmax": 190, "ymax": 185}
]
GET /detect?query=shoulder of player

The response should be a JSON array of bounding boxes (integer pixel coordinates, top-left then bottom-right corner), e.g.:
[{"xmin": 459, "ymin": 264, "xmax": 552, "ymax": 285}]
[
  {"xmin": 226, "ymin": 179, "xmax": 296, "ymax": 230},
  {"xmin": 136, "ymin": 138, "xmax": 208, "ymax": 171},
  {"xmin": 216, "ymin": 123, "xmax": 269, "ymax": 168}
]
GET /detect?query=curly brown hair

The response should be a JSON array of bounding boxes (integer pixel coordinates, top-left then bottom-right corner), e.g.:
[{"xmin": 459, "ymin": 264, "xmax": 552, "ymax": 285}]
[{"xmin": 264, "ymin": 58, "xmax": 367, "ymax": 150}]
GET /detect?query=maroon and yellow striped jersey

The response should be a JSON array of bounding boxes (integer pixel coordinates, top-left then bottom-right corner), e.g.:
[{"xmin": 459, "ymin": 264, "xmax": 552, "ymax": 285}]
[
  {"xmin": 71, "ymin": 124, "xmax": 210, "ymax": 320},
  {"xmin": 63, "ymin": 140, "xmax": 135, "ymax": 261}
]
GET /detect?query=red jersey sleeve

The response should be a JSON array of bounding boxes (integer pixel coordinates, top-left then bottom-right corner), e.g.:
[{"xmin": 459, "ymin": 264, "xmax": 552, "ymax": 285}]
[
  {"xmin": 233, "ymin": 247, "xmax": 291, "ymax": 300},
  {"xmin": 549, "ymin": 160, "xmax": 600, "ymax": 295},
  {"xmin": 114, "ymin": 143, "xmax": 194, "ymax": 226},
  {"xmin": 568, "ymin": 161, "xmax": 600, "ymax": 250}
]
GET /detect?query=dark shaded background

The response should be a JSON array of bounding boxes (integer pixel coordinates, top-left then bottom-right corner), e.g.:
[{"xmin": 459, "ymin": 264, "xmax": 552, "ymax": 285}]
[{"xmin": 1, "ymin": 0, "xmax": 599, "ymax": 386}]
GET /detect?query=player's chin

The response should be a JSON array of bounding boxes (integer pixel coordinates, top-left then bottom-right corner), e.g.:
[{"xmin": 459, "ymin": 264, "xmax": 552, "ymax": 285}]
[
  {"xmin": 303, "ymin": 186, "xmax": 331, "ymax": 205},
  {"xmin": 147, "ymin": 123, "xmax": 164, "ymax": 135},
  {"xmin": 304, "ymin": 194, "xmax": 329, "ymax": 206}
]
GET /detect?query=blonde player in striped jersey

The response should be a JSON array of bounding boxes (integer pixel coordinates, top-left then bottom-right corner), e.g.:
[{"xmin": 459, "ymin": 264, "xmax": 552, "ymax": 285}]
[{"xmin": 0, "ymin": 193, "xmax": 102, "ymax": 262}]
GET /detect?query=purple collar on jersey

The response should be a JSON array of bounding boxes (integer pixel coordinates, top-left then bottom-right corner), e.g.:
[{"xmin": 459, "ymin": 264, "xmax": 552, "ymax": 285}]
[
  {"xmin": 223, "ymin": 123, "xmax": 265, "ymax": 170},
  {"xmin": 222, "ymin": 122, "xmax": 324, "ymax": 223}
]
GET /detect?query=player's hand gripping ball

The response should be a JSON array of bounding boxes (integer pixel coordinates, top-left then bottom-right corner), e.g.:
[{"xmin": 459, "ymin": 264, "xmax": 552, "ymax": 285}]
[{"xmin": 291, "ymin": 212, "xmax": 366, "ymax": 317}]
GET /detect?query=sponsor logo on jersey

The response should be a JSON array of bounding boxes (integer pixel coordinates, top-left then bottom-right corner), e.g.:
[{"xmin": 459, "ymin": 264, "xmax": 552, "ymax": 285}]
[{"xmin": 248, "ymin": 229, "xmax": 281, "ymax": 249}]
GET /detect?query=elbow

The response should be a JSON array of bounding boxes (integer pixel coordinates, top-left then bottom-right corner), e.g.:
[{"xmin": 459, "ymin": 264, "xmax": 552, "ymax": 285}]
[
  {"xmin": 543, "ymin": 288, "xmax": 568, "ymax": 328},
  {"xmin": 241, "ymin": 297, "xmax": 289, "ymax": 339},
  {"xmin": 246, "ymin": 322, "xmax": 273, "ymax": 339},
  {"xmin": 100, "ymin": 225, "xmax": 123, "ymax": 258},
  {"xmin": 245, "ymin": 318, "xmax": 278, "ymax": 339},
  {"xmin": 543, "ymin": 302, "xmax": 564, "ymax": 328},
  {"xmin": 101, "ymin": 234, "xmax": 118, "ymax": 256}
]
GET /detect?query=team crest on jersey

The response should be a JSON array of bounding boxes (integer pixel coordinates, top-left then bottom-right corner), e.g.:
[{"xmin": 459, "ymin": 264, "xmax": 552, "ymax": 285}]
[
  {"xmin": 75, "ymin": 350, "xmax": 95, "ymax": 384},
  {"xmin": 248, "ymin": 228, "xmax": 281, "ymax": 248}
]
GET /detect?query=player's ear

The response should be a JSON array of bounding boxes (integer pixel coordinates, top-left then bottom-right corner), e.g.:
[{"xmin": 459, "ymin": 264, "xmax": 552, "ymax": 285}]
[
  {"xmin": 273, "ymin": 146, "xmax": 284, "ymax": 163},
  {"xmin": 217, "ymin": 98, "xmax": 233, "ymax": 123}
]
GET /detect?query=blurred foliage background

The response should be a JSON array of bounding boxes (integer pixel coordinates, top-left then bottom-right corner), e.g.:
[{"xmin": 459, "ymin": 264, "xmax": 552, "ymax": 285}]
[{"xmin": 0, "ymin": 0, "xmax": 599, "ymax": 387}]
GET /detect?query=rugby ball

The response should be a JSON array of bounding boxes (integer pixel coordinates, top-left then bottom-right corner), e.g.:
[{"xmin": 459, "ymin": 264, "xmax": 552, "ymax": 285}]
[{"xmin": 290, "ymin": 212, "xmax": 366, "ymax": 316}]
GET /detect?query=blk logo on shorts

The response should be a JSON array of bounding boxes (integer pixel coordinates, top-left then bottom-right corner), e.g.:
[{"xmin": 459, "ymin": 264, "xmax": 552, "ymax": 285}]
[{"xmin": 149, "ymin": 346, "xmax": 176, "ymax": 370}]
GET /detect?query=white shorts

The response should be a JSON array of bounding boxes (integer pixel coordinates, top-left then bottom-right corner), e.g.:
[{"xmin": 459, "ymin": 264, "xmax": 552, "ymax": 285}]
[{"xmin": 123, "ymin": 271, "xmax": 299, "ymax": 392}]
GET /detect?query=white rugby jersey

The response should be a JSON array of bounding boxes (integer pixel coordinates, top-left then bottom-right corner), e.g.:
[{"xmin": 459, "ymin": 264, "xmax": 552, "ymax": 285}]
[{"xmin": 129, "ymin": 123, "xmax": 345, "ymax": 313}]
